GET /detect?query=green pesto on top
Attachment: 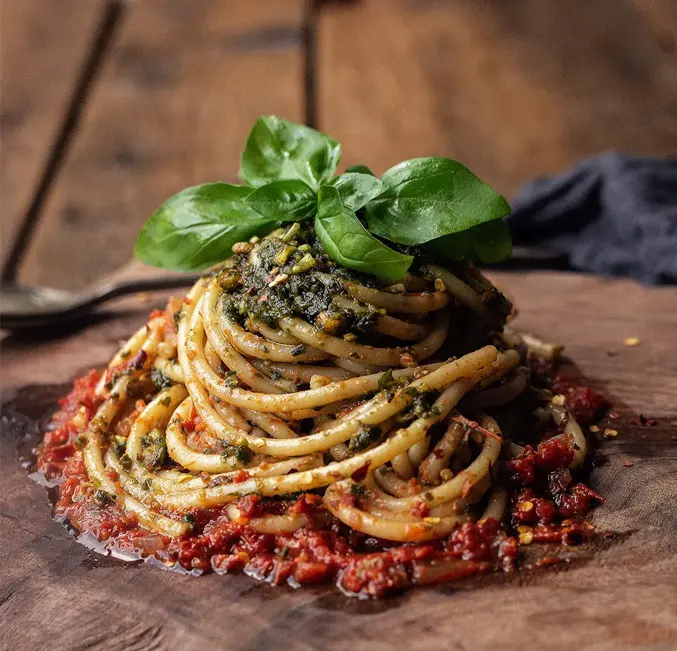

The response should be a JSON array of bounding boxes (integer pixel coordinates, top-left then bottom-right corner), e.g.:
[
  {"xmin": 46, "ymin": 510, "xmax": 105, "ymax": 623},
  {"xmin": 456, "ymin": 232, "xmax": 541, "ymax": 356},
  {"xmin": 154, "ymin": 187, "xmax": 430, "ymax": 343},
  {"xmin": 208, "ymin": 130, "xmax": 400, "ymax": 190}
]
[{"xmin": 217, "ymin": 224, "xmax": 382, "ymax": 336}]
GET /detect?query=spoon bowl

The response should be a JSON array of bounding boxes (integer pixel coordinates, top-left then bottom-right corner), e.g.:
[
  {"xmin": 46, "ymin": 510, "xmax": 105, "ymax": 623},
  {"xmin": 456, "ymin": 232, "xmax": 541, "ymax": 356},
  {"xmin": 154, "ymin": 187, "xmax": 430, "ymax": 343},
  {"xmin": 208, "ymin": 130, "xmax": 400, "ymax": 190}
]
[{"xmin": 0, "ymin": 275, "xmax": 201, "ymax": 329}]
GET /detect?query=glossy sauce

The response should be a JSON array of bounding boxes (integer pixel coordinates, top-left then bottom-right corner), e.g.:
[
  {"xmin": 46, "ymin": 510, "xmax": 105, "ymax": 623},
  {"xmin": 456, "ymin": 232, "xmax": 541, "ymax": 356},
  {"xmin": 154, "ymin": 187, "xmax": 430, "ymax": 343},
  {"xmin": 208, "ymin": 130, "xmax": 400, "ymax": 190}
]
[{"xmin": 35, "ymin": 364, "xmax": 607, "ymax": 597}]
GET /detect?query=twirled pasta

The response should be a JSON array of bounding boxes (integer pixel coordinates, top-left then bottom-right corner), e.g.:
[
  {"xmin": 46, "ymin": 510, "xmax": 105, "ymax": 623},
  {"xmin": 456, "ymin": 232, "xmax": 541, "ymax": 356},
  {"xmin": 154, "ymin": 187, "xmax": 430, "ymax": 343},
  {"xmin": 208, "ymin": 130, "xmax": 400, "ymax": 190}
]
[{"xmin": 57, "ymin": 226, "xmax": 588, "ymax": 548}]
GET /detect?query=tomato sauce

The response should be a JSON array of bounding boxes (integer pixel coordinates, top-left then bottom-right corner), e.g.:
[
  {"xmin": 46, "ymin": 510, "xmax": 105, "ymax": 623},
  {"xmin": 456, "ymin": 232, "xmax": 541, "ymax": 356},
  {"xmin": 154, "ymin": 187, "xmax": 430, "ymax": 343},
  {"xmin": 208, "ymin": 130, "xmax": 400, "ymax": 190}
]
[
  {"xmin": 507, "ymin": 433, "xmax": 603, "ymax": 546},
  {"xmin": 552, "ymin": 374, "xmax": 609, "ymax": 425},
  {"xmin": 529, "ymin": 356, "xmax": 609, "ymax": 425},
  {"xmin": 36, "ymin": 370, "xmax": 102, "ymax": 479},
  {"xmin": 35, "ymin": 363, "xmax": 607, "ymax": 597}
]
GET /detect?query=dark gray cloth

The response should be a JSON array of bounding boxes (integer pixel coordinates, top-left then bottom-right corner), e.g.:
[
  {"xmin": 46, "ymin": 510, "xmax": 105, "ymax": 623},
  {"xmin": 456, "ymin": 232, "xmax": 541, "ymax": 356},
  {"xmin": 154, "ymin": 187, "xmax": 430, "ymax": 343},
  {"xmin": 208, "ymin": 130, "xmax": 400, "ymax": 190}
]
[{"xmin": 507, "ymin": 153, "xmax": 677, "ymax": 284}]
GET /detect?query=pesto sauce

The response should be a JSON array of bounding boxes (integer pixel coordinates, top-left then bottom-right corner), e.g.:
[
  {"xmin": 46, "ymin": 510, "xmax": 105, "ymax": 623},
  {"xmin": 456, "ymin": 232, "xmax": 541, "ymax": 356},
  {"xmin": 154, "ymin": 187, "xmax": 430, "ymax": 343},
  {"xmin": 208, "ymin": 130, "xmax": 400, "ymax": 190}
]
[
  {"xmin": 348, "ymin": 424, "xmax": 383, "ymax": 454},
  {"xmin": 139, "ymin": 429, "xmax": 167, "ymax": 469},
  {"xmin": 151, "ymin": 367, "xmax": 172, "ymax": 390},
  {"xmin": 221, "ymin": 442, "xmax": 253, "ymax": 464},
  {"xmin": 220, "ymin": 226, "xmax": 380, "ymax": 334}
]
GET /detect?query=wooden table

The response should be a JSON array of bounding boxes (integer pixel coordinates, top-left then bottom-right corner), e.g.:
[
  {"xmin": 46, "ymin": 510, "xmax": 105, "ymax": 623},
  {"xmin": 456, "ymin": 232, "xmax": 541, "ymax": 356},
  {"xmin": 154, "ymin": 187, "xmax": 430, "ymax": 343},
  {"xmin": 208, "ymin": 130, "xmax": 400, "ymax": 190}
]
[
  {"xmin": 3, "ymin": 0, "xmax": 677, "ymax": 290},
  {"xmin": 2, "ymin": 2, "xmax": 677, "ymax": 650}
]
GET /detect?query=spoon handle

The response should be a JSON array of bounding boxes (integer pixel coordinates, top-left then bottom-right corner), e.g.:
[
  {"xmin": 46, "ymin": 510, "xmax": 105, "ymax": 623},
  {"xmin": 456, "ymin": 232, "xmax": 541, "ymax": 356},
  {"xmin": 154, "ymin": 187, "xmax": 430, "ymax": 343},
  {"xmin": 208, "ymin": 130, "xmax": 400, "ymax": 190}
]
[
  {"xmin": 83, "ymin": 274, "xmax": 203, "ymax": 307},
  {"xmin": 1, "ymin": 275, "xmax": 203, "ymax": 330}
]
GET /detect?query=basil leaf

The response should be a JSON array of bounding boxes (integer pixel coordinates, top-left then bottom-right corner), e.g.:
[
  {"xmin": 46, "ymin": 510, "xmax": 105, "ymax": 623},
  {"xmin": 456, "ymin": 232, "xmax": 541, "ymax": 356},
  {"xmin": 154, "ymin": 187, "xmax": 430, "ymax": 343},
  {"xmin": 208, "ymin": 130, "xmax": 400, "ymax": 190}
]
[
  {"xmin": 245, "ymin": 179, "xmax": 317, "ymax": 222},
  {"xmin": 427, "ymin": 219, "xmax": 512, "ymax": 264},
  {"xmin": 239, "ymin": 115, "xmax": 341, "ymax": 190},
  {"xmin": 315, "ymin": 186, "xmax": 413, "ymax": 282},
  {"xmin": 345, "ymin": 164, "xmax": 375, "ymax": 176},
  {"xmin": 134, "ymin": 183, "xmax": 273, "ymax": 272},
  {"xmin": 328, "ymin": 173, "xmax": 383, "ymax": 211},
  {"xmin": 365, "ymin": 157, "xmax": 511, "ymax": 245}
]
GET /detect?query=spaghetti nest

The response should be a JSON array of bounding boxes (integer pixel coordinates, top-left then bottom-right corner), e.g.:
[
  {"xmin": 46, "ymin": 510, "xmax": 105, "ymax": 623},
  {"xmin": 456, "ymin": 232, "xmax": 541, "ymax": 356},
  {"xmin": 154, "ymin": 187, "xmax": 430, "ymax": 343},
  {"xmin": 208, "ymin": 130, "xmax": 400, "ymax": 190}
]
[{"xmin": 71, "ymin": 226, "xmax": 588, "ymax": 545}]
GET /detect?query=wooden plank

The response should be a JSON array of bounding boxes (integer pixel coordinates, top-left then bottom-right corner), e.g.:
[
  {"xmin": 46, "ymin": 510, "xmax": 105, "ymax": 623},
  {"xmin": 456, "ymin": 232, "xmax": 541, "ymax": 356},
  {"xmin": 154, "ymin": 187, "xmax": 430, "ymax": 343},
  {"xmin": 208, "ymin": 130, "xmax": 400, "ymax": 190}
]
[
  {"xmin": 0, "ymin": 0, "xmax": 106, "ymax": 274},
  {"xmin": 2, "ymin": 271, "xmax": 676, "ymax": 650},
  {"xmin": 17, "ymin": 0, "xmax": 306, "ymax": 291},
  {"xmin": 317, "ymin": 0, "xmax": 677, "ymax": 196}
]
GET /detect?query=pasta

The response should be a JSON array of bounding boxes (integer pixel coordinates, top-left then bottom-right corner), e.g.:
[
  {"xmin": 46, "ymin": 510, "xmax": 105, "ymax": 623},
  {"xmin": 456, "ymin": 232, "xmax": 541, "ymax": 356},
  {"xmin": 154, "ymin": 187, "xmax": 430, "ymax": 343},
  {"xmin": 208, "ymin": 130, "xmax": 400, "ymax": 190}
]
[{"xmin": 37, "ymin": 225, "xmax": 606, "ymax": 597}]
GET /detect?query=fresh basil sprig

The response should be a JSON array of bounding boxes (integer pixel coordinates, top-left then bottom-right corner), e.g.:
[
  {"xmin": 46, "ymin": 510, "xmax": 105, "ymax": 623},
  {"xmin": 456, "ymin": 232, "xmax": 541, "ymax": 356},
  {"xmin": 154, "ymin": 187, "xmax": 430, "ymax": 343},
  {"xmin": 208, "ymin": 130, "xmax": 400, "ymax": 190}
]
[
  {"xmin": 134, "ymin": 183, "xmax": 273, "ymax": 272},
  {"xmin": 315, "ymin": 186, "xmax": 413, "ymax": 281},
  {"xmin": 135, "ymin": 116, "xmax": 513, "ymax": 279},
  {"xmin": 428, "ymin": 219, "xmax": 512, "ymax": 264},
  {"xmin": 365, "ymin": 158, "xmax": 511, "ymax": 245},
  {"xmin": 328, "ymin": 173, "xmax": 383, "ymax": 211},
  {"xmin": 345, "ymin": 164, "xmax": 375, "ymax": 176},
  {"xmin": 239, "ymin": 116, "xmax": 341, "ymax": 190},
  {"xmin": 245, "ymin": 179, "xmax": 316, "ymax": 221}
]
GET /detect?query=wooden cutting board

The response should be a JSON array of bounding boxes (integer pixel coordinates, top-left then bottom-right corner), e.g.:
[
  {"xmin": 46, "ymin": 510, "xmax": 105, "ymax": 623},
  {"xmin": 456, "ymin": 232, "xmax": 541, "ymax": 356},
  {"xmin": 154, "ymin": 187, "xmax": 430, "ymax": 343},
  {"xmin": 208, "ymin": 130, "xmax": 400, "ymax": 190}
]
[{"xmin": 2, "ymin": 269, "xmax": 676, "ymax": 651}]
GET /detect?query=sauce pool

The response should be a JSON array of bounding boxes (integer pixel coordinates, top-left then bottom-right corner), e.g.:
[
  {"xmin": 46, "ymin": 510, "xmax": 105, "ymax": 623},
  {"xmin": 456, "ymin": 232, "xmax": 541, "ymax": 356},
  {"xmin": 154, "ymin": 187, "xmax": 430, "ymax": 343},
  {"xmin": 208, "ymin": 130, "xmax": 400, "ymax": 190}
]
[{"xmin": 35, "ymin": 365, "xmax": 606, "ymax": 597}]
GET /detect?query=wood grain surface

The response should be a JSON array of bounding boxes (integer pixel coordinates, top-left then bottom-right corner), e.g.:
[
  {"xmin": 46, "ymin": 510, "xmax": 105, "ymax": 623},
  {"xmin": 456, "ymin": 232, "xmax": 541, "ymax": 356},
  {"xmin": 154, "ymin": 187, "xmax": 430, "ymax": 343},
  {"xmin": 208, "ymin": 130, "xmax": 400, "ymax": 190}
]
[
  {"xmin": 16, "ymin": 0, "xmax": 306, "ymax": 291},
  {"xmin": 2, "ymin": 270, "xmax": 676, "ymax": 651},
  {"xmin": 2, "ymin": 0, "xmax": 676, "ymax": 290},
  {"xmin": 318, "ymin": 0, "xmax": 677, "ymax": 196},
  {"xmin": 2, "ymin": 1, "xmax": 677, "ymax": 648},
  {"xmin": 0, "ymin": 0, "xmax": 106, "ymax": 273}
]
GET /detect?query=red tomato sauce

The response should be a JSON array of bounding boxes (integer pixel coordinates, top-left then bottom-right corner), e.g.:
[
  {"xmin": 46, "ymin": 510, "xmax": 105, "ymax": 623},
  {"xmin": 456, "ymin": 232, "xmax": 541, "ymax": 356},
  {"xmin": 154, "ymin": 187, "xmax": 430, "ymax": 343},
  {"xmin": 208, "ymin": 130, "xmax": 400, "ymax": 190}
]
[
  {"xmin": 36, "ymin": 370, "xmax": 102, "ymax": 479},
  {"xmin": 35, "ymin": 364, "xmax": 606, "ymax": 597},
  {"xmin": 529, "ymin": 356, "xmax": 609, "ymax": 425}
]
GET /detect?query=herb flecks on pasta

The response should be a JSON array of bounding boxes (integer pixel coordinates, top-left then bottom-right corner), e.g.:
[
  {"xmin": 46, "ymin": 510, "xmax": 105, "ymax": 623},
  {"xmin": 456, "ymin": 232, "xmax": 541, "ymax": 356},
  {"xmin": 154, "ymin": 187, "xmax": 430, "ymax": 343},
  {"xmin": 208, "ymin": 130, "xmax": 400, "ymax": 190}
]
[{"xmin": 36, "ymin": 117, "xmax": 606, "ymax": 598}]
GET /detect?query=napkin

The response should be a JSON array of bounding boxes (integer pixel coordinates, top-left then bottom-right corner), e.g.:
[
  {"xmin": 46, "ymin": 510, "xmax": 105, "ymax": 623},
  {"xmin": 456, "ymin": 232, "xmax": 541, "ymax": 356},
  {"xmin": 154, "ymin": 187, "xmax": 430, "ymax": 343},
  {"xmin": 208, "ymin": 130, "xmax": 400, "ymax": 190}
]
[{"xmin": 507, "ymin": 153, "xmax": 677, "ymax": 284}]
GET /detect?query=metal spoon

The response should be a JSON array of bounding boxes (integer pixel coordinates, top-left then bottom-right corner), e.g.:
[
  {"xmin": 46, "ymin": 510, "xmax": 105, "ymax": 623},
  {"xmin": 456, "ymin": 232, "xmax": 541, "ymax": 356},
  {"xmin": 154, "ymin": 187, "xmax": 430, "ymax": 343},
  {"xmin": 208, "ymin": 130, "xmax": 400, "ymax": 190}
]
[{"xmin": 0, "ymin": 275, "xmax": 201, "ymax": 329}]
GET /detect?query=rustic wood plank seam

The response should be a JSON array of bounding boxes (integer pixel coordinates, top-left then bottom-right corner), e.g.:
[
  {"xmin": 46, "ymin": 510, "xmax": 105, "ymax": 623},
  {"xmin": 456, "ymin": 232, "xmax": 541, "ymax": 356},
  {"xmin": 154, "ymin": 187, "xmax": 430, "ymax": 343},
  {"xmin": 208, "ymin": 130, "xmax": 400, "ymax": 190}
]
[
  {"xmin": 303, "ymin": 0, "xmax": 319, "ymax": 128},
  {"xmin": 1, "ymin": 0, "xmax": 124, "ymax": 283}
]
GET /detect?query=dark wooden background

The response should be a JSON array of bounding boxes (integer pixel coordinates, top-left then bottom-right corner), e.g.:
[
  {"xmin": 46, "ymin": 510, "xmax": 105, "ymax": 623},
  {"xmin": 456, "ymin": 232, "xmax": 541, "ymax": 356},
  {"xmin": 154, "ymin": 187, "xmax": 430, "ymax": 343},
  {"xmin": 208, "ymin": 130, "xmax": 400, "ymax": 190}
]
[
  {"xmin": 1, "ymin": 2, "xmax": 677, "ymax": 650},
  {"xmin": 2, "ymin": 0, "xmax": 677, "ymax": 289}
]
